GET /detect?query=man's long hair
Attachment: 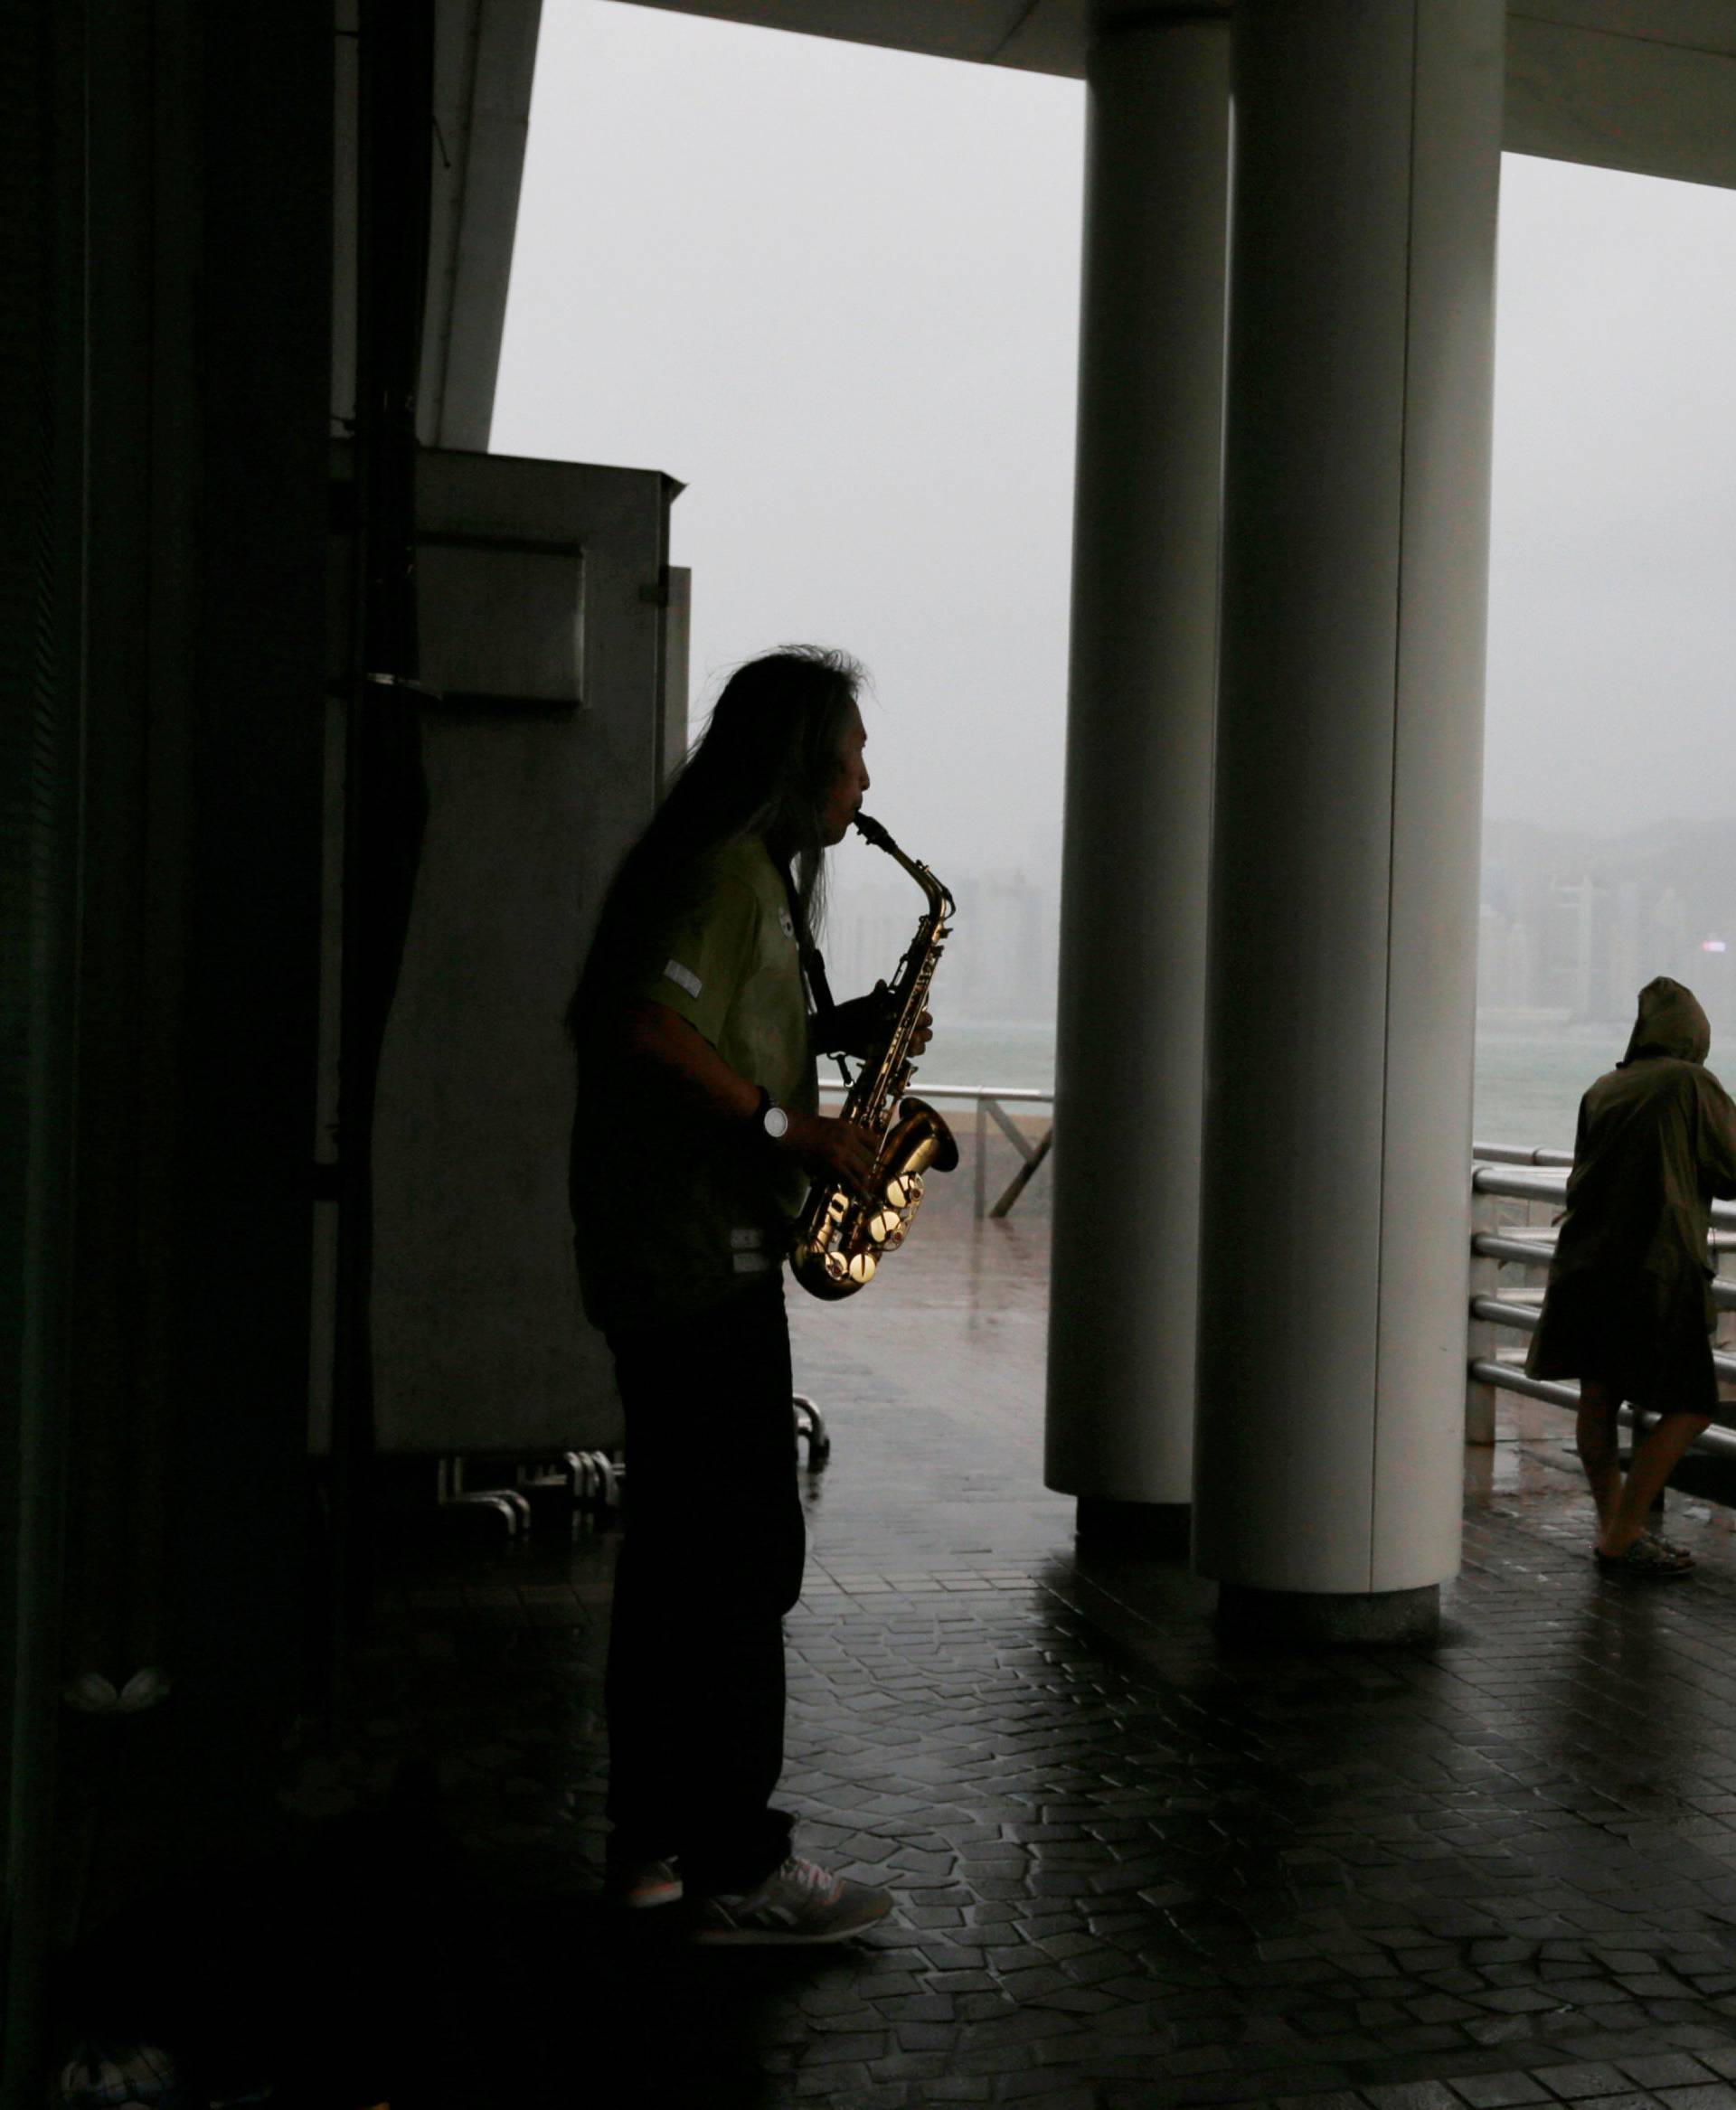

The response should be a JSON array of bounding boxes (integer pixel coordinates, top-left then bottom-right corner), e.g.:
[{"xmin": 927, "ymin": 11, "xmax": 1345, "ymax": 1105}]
[{"xmin": 569, "ymin": 645, "xmax": 863, "ymax": 1041}]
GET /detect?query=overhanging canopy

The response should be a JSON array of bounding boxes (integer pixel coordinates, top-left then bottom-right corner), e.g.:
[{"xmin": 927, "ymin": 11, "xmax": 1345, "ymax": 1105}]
[{"xmin": 430, "ymin": 0, "xmax": 1736, "ymax": 449}]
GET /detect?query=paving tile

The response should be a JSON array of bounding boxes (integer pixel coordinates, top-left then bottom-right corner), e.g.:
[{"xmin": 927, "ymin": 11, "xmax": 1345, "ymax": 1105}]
[
  {"xmin": 1269, "ymin": 2095, "xmax": 1368, "ymax": 2110},
  {"xmin": 1363, "ymin": 2085, "xmax": 1466, "ymax": 2108},
  {"xmin": 1448, "ymin": 2077, "xmax": 1557, "ymax": 2106},
  {"xmin": 1565, "ymin": 2098, "xmax": 1671, "ymax": 2110},
  {"xmin": 1618, "ymin": 2063, "xmax": 1719, "ymax": 2091},
  {"xmin": 1544, "ymin": 2068, "xmax": 1647, "ymax": 2100}
]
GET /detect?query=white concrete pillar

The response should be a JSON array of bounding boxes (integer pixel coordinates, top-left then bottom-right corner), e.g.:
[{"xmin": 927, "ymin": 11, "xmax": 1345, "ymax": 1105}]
[
  {"xmin": 1193, "ymin": 0, "xmax": 1503, "ymax": 1641},
  {"xmin": 1044, "ymin": 15, "xmax": 1229, "ymax": 1546}
]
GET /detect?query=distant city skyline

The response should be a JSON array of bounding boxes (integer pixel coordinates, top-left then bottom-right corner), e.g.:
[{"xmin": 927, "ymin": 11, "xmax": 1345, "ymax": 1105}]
[
  {"xmin": 830, "ymin": 815, "xmax": 1736, "ymax": 1036},
  {"xmin": 1478, "ymin": 815, "xmax": 1736, "ymax": 1027}
]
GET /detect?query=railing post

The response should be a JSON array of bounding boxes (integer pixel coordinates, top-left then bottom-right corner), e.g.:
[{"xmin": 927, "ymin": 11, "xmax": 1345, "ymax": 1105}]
[
  {"xmin": 974, "ymin": 1095, "xmax": 988, "ymax": 1220},
  {"xmin": 992, "ymin": 1126, "xmax": 1053, "ymax": 1219},
  {"xmin": 1714, "ymin": 1231, "xmax": 1736, "ymax": 1362},
  {"xmin": 1466, "ymin": 1182, "xmax": 1501, "ymax": 1446}
]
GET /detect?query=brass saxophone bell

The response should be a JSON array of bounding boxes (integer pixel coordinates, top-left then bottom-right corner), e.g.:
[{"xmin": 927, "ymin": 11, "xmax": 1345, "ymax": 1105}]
[{"xmin": 895, "ymin": 1097, "xmax": 959, "ymax": 1175}]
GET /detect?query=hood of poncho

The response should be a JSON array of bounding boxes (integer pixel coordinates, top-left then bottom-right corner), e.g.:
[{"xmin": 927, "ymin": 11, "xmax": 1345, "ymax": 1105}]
[{"xmin": 1619, "ymin": 976, "xmax": 1711, "ymax": 1067}]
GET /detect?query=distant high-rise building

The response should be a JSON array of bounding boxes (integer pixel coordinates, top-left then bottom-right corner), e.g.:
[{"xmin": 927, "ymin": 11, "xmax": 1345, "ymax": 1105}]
[
  {"xmin": 824, "ymin": 866, "xmax": 1060, "ymax": 1024},
  {"xmin": 1649, "ymin": 886, "xmax": 1687, "ymax": 986},
  {"xmin": 1506, "ymin": 920, "xmax": 1534, "ymax": 1010},
  {"xmin": 820, "ymin": 881, "xmax": 913, "ymax": 1009},
  {"xmin": 1477, "ymin": 903, "xmax": 1509, "ymax": 1010},
  {"xmin": 1545, "ymin": 874, "xmax": 1599, "ymax": 1020},
  {"xmin": 1607, "ymin": 881, "xmax": 1641, "ymax": 1021}
]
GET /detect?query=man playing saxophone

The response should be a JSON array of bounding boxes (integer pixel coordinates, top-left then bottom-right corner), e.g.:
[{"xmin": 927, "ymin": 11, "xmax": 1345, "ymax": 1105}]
[{"xmin": 568, "ymin": 645, "xmax": 929, "ymax": 1944}]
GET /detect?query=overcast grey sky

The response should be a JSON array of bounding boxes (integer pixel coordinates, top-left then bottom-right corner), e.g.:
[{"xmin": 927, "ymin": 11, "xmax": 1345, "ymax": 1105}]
[
  {"xmin": 494, "ymin": 0, "xmax": 1736, "ymax": 882},
  {"xmin": 1487, "ymin": 154, "xmax": 1736, "ymax": 831}
]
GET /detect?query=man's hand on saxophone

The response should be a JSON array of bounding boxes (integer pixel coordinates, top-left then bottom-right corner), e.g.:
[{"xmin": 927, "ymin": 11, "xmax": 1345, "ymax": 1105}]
[
  {"xmin": 816, "ymin": 980, "xmax": 933, "ymax": 1060},
  {"xmin": 777, "ymin": 1107, "xmax": 878, "ymax": 1196}
]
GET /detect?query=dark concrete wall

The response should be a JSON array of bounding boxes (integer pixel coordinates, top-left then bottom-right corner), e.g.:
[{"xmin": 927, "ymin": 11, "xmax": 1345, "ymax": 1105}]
[
  {"xmin": 5, "ymin": 0, "xmax": 335, "ymax": 2078},
  {"xmin": 62, "ymin": 0, "xmax": 332, "ymax": 1707}
]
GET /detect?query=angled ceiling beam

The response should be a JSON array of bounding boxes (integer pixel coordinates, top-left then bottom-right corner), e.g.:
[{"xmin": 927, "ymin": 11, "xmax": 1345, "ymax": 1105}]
[{"xmin": 420, "ymin": 0, "xmax": 543, "ymax": 451}]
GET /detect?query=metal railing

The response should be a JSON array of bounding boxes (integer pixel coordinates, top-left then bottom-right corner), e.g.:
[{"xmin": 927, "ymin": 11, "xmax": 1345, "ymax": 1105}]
[
  {"xmin": 1467, "ymin": 1146, "xmax": 1736, "ymax": 1460},
  {"xmin": 816, "ymin": 1080, "xmax": 1054, "ymax": 1219}
]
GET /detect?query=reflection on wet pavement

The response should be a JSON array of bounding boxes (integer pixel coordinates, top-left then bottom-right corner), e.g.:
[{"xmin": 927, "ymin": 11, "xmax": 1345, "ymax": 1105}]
[{"xmin": 297, "ymin": 1215, "xmax": 1736, "ymax": 2105}]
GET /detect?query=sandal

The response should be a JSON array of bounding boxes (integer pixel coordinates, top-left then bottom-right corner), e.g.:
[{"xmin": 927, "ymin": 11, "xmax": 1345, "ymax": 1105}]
[{"xmin": 1595, "ymin": 1534, "xmax": 1694, "ymax": 1577}]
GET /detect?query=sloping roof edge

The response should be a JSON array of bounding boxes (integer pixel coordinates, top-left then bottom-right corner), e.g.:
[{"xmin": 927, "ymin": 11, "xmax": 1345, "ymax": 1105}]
[{"xmin": 422, "ymin": 0, "xmax": 1736, "ymax": 464}]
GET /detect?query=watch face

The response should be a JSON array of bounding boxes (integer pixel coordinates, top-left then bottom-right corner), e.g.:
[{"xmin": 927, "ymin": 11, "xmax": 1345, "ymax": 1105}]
[{"xmin": 763, "ymin": 1105, "xmax": 790, "ymax": 1141}]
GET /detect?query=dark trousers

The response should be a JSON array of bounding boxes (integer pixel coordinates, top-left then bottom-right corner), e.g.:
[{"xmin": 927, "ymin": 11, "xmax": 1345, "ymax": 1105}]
[{"xmin": 604, "ymin": 1281, "xmax": 805, "ymax": 1894}]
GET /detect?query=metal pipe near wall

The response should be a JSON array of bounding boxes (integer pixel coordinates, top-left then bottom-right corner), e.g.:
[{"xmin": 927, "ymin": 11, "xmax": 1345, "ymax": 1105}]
[
  {"xmin": 2, "ymin": 4, "xmax": 87, "ymax": 2086},
  {"xmin": 329, "ymin": 0, "xmax": 435, "ymax": 1696}
]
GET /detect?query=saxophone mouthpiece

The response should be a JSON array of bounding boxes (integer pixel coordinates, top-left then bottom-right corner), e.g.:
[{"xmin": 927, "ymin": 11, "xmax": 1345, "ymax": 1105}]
[{"xmin": 852, "ymin": 812, "xmax": 892, "ymax": 852}]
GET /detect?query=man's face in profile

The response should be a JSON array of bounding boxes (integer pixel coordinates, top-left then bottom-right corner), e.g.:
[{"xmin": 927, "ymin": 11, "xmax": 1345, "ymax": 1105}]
[{"xmin": 819, "ymin": 702, "xmax": 870, "ymax": 847}]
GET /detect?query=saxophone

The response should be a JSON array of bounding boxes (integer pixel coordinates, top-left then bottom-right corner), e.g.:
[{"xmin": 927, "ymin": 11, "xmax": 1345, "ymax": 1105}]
[{"xmin": 790, "ymin": 813, "xmax": 959, "ymax": 1300}]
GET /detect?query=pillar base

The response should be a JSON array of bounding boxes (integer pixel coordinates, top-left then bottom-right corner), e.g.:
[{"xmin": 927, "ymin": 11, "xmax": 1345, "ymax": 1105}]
[
  {"xmin": 1076, "ymin": 1498, "xmax": 1191, "ymax": 1559},
  {"xmin": 1216, "ymin": 1582, "xmax": 1439, "ymax": 1646}
]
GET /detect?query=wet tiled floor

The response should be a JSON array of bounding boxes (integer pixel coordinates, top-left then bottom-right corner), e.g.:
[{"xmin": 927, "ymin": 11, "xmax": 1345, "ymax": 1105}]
[{"xmin": 73, "ymin": 1209, "xmax": 1736, "ymax": 2107}]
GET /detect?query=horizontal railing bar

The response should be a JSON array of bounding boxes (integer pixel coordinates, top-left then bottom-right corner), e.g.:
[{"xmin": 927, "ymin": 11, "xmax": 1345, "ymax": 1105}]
[
  {"xmin": 1469, "ymin": 1359, "xmax": 1579, "ymax": 1409},
  {"xmin": 1473, "ymin": 1142, "xmax": 1574, "ymax": 1166},
  {"xmin": 1469, "ymin": 1357, "xmax": 1736, "ymax": 1446},
  {"xmin": 816, "ymin": 1081, "xmax": 1053, "ymax": 1104},
  {"xmin": 1472, "ymin": 1233, "xmax": 1555, "ymax": 1266},
  {"xmin": 1471, "ymin": 1165, "xmax": 1568, "ymax": 1200},
  {"xmin": 1471, "ymin": 1295, "xmax": 1541, "ymax": 1333},
  {"xmin": 1475, "ymin": 1247, "xmax": 1736, "ymax": 1311},
  {"xmin": 1474, "ymin": 1222, "xmax": 1736, "ymax": 1258},
  {"xmin": 1471, "ymin": 1300, "xmax": 1736, "ymax": 1371},
  {"xmin": 1477, "ymin": 1229, "xmax": 1736, "ymax": 1263},
  {"xmin": 1472, "ymin": 1161, "xmax": 1736, "ymax": 1229}
]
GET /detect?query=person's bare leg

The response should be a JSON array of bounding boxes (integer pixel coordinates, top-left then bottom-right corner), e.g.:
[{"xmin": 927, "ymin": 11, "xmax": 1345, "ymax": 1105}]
[
  {"xmin": 1575, "ymin": 1378, "xmax": 1623, "ymax": 1536},
  {"xmin": 1599, "ymin": 1410, "xmax": 1711, "ymax": 1557}
]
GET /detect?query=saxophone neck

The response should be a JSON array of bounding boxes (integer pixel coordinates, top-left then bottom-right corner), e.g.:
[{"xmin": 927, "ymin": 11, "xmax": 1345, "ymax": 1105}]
[{"xmin": 852, "ymin": 811, "xmax": 953, "ymax": 923}]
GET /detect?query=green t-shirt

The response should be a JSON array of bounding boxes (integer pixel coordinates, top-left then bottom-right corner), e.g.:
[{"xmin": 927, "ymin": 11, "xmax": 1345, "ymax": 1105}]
[{"xmin": 570, "ymin": 835, "xmax": 817, "ymax": 1331}]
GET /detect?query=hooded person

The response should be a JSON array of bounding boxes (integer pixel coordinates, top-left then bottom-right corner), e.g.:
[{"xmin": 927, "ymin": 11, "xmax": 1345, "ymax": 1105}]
[{"xmin": 1527, "ymin": 977, "xmax": 1736, "ymax": 1575}]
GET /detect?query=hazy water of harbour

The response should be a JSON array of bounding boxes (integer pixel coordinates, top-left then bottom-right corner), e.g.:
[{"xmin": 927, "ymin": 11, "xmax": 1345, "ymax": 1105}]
[{"xmin": 917, "ymin": 1019, "xmax": 1646, "ymax": 1156}]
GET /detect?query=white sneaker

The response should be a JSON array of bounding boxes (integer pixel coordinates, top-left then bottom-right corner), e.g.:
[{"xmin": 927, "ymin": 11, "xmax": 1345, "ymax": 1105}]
[
  {"xmin": 690, "ymin": 1855, "xmax": 892, "ymax": 1945},
  {"xmin": 607, "ymin": 1851, "xmax": 684, "ymax": 1909}
]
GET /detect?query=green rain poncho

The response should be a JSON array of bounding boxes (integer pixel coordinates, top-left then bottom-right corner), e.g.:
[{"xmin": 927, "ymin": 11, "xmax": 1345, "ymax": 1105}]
[{"xmin": 1527, "ymin": 977, "xmax": 1736, "ymax": 1413}]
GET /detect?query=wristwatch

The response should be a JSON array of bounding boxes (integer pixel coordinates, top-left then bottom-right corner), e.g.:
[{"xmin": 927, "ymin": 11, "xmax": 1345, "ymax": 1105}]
[{"xmin": 754, "ymin": 1087, "xmax": 790, "ymax": 1142}]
